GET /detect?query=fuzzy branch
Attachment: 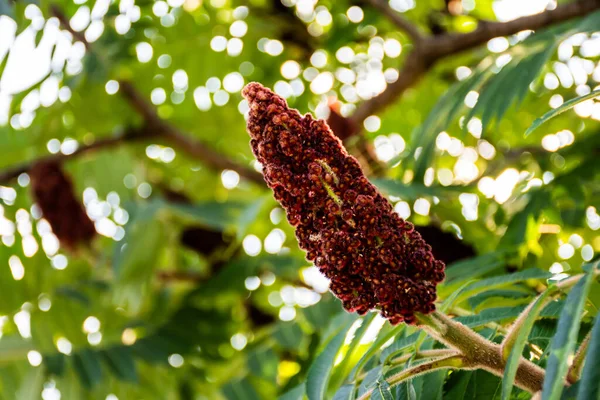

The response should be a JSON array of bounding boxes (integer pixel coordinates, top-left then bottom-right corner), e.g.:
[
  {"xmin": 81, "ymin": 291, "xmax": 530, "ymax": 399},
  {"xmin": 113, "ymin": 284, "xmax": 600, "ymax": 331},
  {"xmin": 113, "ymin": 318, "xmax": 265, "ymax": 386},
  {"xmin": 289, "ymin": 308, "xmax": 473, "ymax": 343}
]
[
  {"xmin": 417, "ymin": 311, "xmax": 546, "ymax": 394},
  {"xmin": 351, "ymin": 0, "xmax": 600, "ymax": 128}
]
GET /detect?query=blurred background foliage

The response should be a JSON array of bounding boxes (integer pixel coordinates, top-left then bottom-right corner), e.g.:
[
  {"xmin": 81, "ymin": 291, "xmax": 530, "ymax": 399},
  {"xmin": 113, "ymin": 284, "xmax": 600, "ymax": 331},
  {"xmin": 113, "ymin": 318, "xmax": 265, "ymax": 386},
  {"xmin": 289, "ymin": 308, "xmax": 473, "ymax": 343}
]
[{"xmin": 0, "ymin": 0, "xmax": 599, "ymax": 398}]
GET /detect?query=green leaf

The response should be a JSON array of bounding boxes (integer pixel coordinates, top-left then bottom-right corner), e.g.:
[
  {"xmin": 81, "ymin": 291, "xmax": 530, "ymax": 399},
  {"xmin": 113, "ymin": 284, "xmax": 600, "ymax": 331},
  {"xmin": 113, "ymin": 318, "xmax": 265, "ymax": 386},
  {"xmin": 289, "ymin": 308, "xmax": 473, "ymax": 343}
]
[
  {"xmin": 498, "ymin": 190, "xmax": 550, "ymax": 250},
  {"xmin": 468, "ymin": 289, "xmax": 530, "ymax": 309},
  {"xmin": 379, "ymin": 332, "xmax": 419, "ymax": 364},
  {"xmin": 350, "ymin": 324, "xmax": 403, "ymax": 379},
  {"xmin": 279, "ymin": 383, "xmax": 305, "ymax": 400},
  {"xmin": 373, "ymin": 179, "xmax": 471, "ymax": 200},
  {"xmin": 542, "ymin": 269, "xmax": 596, "ymax": 400},
  {"xmin": 100, "ymin": 347, "xmax": 138, "ymax": 382},
  {"xmin": 457, "ymin": 301, "xmax": 563, "ymax": 328},
  {"xmin": 440, "ymin": 280, "xmax": 476, "ymax": 312},
  {"xmin": 357, "ymin": 366, "xmax": 383, "ymax": 398},
  {"xmin": 502, "ymin": 289, "xmax": 555, "ymax": 400},
  {"xmin": 112, "ymin": 201, "xmax": 165, "ymax": 313},
  {"xmin": 72, "ymin": 349, "xmax": 103, "ymax": 388},
  {"xmin": 273, "ymin": 323, "xmax": 305, "ymax": 350},
  {"xmin": 333, "ymin": 384, "xmax": 355, "ymax": 400},
  {"xmin": 460, "ymin": 268, "xmax": 552, "ymax": 299},
  {"xmin": 306, "ymin": 321, "xmax": 354, "ymax": 400},
  {"xmin": 577, "ymin": 281, "xmax": 600, "ymax": 399},
  {"xmin": 167, "ymin": 200, "xmax": 251, "ymax": 232},
  {"xmin": 236, "ymin": 196, "xmax": 268, "ymax": 240},
  {"xmin": 443, "ymin": 252, "xmax": 507, "ymax": 284},
  {"xmin": 371, "ymin": 376, "xmax": 393, "ymax": 400},
  {"xmin": 526, "ymin": 89, "xmax": 600, "ymax": 136},
  {"xmin": 419, "ymin": 370, "xmax": 446, "ymax": 400},
  {"xmin": 16, "ymin": 365, "xmax": 45, "ymax": 400},
  {"xmin": 331, "ymin": 313, "xmax": 377, "ymax": 387},
  {"xmin": 222, "ymin": 377, "xmax": 261, "ymax": 400}
]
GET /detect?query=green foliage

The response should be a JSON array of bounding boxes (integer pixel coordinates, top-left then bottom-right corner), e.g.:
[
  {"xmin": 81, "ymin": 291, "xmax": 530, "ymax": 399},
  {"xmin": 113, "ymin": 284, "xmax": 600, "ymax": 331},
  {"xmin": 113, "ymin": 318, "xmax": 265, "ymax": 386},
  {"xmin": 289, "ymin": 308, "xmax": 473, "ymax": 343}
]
[
  {"xmin": 0, "ymin": 0, "xmax": 600, "ymax": 398},
  {"xmin": 542, "ymin": 267, "xmax": 596, "ymax": 400},
  {"xmin": 526, "ymin": 89, "xmax": 600, "ymax": 136}
]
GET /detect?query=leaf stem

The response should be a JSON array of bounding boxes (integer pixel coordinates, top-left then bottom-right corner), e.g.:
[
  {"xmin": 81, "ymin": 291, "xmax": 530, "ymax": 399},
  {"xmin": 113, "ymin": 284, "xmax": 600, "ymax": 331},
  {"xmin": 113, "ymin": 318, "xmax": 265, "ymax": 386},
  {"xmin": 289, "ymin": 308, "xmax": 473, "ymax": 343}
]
[
  {"xmin": 389, "ymin": 349, "xmax": 458, "ymax": 366},
  {"xmin": 567, "ymin": 329, "xmax": 591, "ymax": 383},
  {"xmin": 356, "ymin": 354, "xmax": 468, "ymax": 400}
]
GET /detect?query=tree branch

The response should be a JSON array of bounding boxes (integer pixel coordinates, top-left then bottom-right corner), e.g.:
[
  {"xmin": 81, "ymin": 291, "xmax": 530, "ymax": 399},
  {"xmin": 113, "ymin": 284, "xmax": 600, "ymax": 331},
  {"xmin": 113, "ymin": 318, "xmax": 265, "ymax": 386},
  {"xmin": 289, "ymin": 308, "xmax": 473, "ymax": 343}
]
[
  {"xmin": 427, "ymin": 0, "xmax": 600, "ymax": 58},
  {"xmin": 349, "ymin": 50, "xmax": 429, "ymax": 126},
  {"xmin": 417, "ymin": 311, "xmax": 547, "ymax": 394},
  {"xmin": 353, "ymin": 0, "xmax": 600, "ymax": 130},
  {"xmin": 118, "ymin": 81, "xmax": 264, "ymax": 184},
  {"xmin": 357, "ymin": 354, "xmax": 470, "ymax": 400},
  {"xmin": 364, "ymin": 0, "xmax": 424, "ymax": 43},
  {"xmin": 46, "ymin": 6, "xmax": 264, "ymax": 186},
  {"xmin": 0, "ymin": 129, "xmax": 145, "ymax": 184}
]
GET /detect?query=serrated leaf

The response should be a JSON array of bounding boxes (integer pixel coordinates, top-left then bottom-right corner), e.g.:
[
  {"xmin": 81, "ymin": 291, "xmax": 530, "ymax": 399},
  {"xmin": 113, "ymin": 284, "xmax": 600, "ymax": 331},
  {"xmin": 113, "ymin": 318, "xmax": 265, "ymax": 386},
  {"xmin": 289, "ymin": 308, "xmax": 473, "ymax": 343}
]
[
  {"xmin": 371, "ymin": 376, "xmax": 393, "ymax": 400},
  {"xmin": 419, "ymin": 370, "xmax": 446, "ymax": 400},
  {"xmin": 273, "ymin": 322, "xmax": 304, "ymax": 350},
  {"xmin": 100, "ymin": 347, "xmax": 138, "ymax": 382},
  {"xmin": 167, "ymin": 200, "xmax": 250, "ymax": 232},
  {"xmin": 333, "ymin": 384, "xmax": 355, "ymax": 400},
  {"xmin": 502, "ymin": 289, "xmax": 555, "ymax": 400},
  {"xmin": 542, "ymin": 269, "xmax": 596, "ymax": 400},
  {"xmin": 468, "ymin": 289, "xmax": 529, "ymax": 309},
  {"xmin": 576, "ymin": 265, "xmax": 600, "ymax": 400},
  {"xmin": 306, "ymin": 320, "xmax": 354, "ymax": 400},
  {"xmin": 373, "ymin": 179, "xmax": 471, "ymax": 200},
  {"xmin": 576, "ymin": 318, "xmax": 600, "ymax": 399},
  {"xmin": 331, "ymin": 313, "xmax": 377, "ymax": 388},
  {"xmin": 350, "ymin": 324, "xmax": 402, "ymax": 379},
  {"xmin": 443, "ymin": 252, "xmax": 507, "ymax": 284},
  {"xmin": 526, "ymin": 89, "xmax": 600, "ymax": 136},
  {"xmin": 456, "ymin": 301, "xmax": 563, "ymax": 328},
  {"xmin": 379, "ymin": 332, "xmax": 419, "ymax": 364},
  {"xmin": 357, "ymin": 366, "xmax": 383, "ymax": 398},
  {"xmin": 279, "ymin": 383, "xmax": 305, "ymax": 400},
  {"xmin": 222, "ymin": 377, "xmax": 261, "ymax": 400},
  {"xmin": 72, "ymin": 349, "xmax": 103, "ymax": 388},
  {"xmin": 460, "ymin": 268, "xmax": 552, "ymax": 299}
]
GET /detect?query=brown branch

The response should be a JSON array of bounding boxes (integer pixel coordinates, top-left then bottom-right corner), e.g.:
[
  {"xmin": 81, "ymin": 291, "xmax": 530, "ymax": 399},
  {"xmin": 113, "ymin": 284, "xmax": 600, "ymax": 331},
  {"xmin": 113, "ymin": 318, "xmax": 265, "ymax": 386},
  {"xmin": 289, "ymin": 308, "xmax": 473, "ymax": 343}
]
[
  {"xmin": 118, "ymin": 81, "xmax": 264, "ymax": 185},
  {"xmin": 45, "ymin": 6, "xmax": 264, "ymax": 186},
  {"xmin": 427, "ymin": 0, "xmax": 600, "ymax": 58},
  {"xmin": 364, "ymin": 0, "xmax": 424, "ymax": 43},
  {"xmin": 0, "ymin": 130, "xmax": 145, "ymax": 184},
  {"xmin": 50, "ymin": 5, "xmax": 90, "ymax": 50},
  {"xmin": 349, "ymin": 50, "xmax": 429, "ymax": 126},
  {"xmin": 353, "ymin": 0, "xmax": 600, "ymax": 130}
]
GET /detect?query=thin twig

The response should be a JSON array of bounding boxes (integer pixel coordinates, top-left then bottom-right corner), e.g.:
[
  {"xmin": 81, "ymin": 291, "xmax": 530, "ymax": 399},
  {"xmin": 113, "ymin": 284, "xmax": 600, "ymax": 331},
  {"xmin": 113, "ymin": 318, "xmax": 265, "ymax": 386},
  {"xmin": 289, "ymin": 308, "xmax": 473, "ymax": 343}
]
[
  {"xmin": 353, "ymin": 0, "xmax": 600, "ymax": 131},
  {"xmin": 364, "ymin": 0, "xmax": 424, "ymax": 43},
  {"xmin": 47, "ymin": 6, "xmax": 264, "ymax": 186},
  {"xmin": 426, "ymin": 0, "xmax": 600, "ymax": 58},
  {"xmin": 118, "ymin": 81, "xmax": 264, "ymax": 184},
  {"xmin": 389, "ymin": 348, "xmax": 459, "ymax": 366}
]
